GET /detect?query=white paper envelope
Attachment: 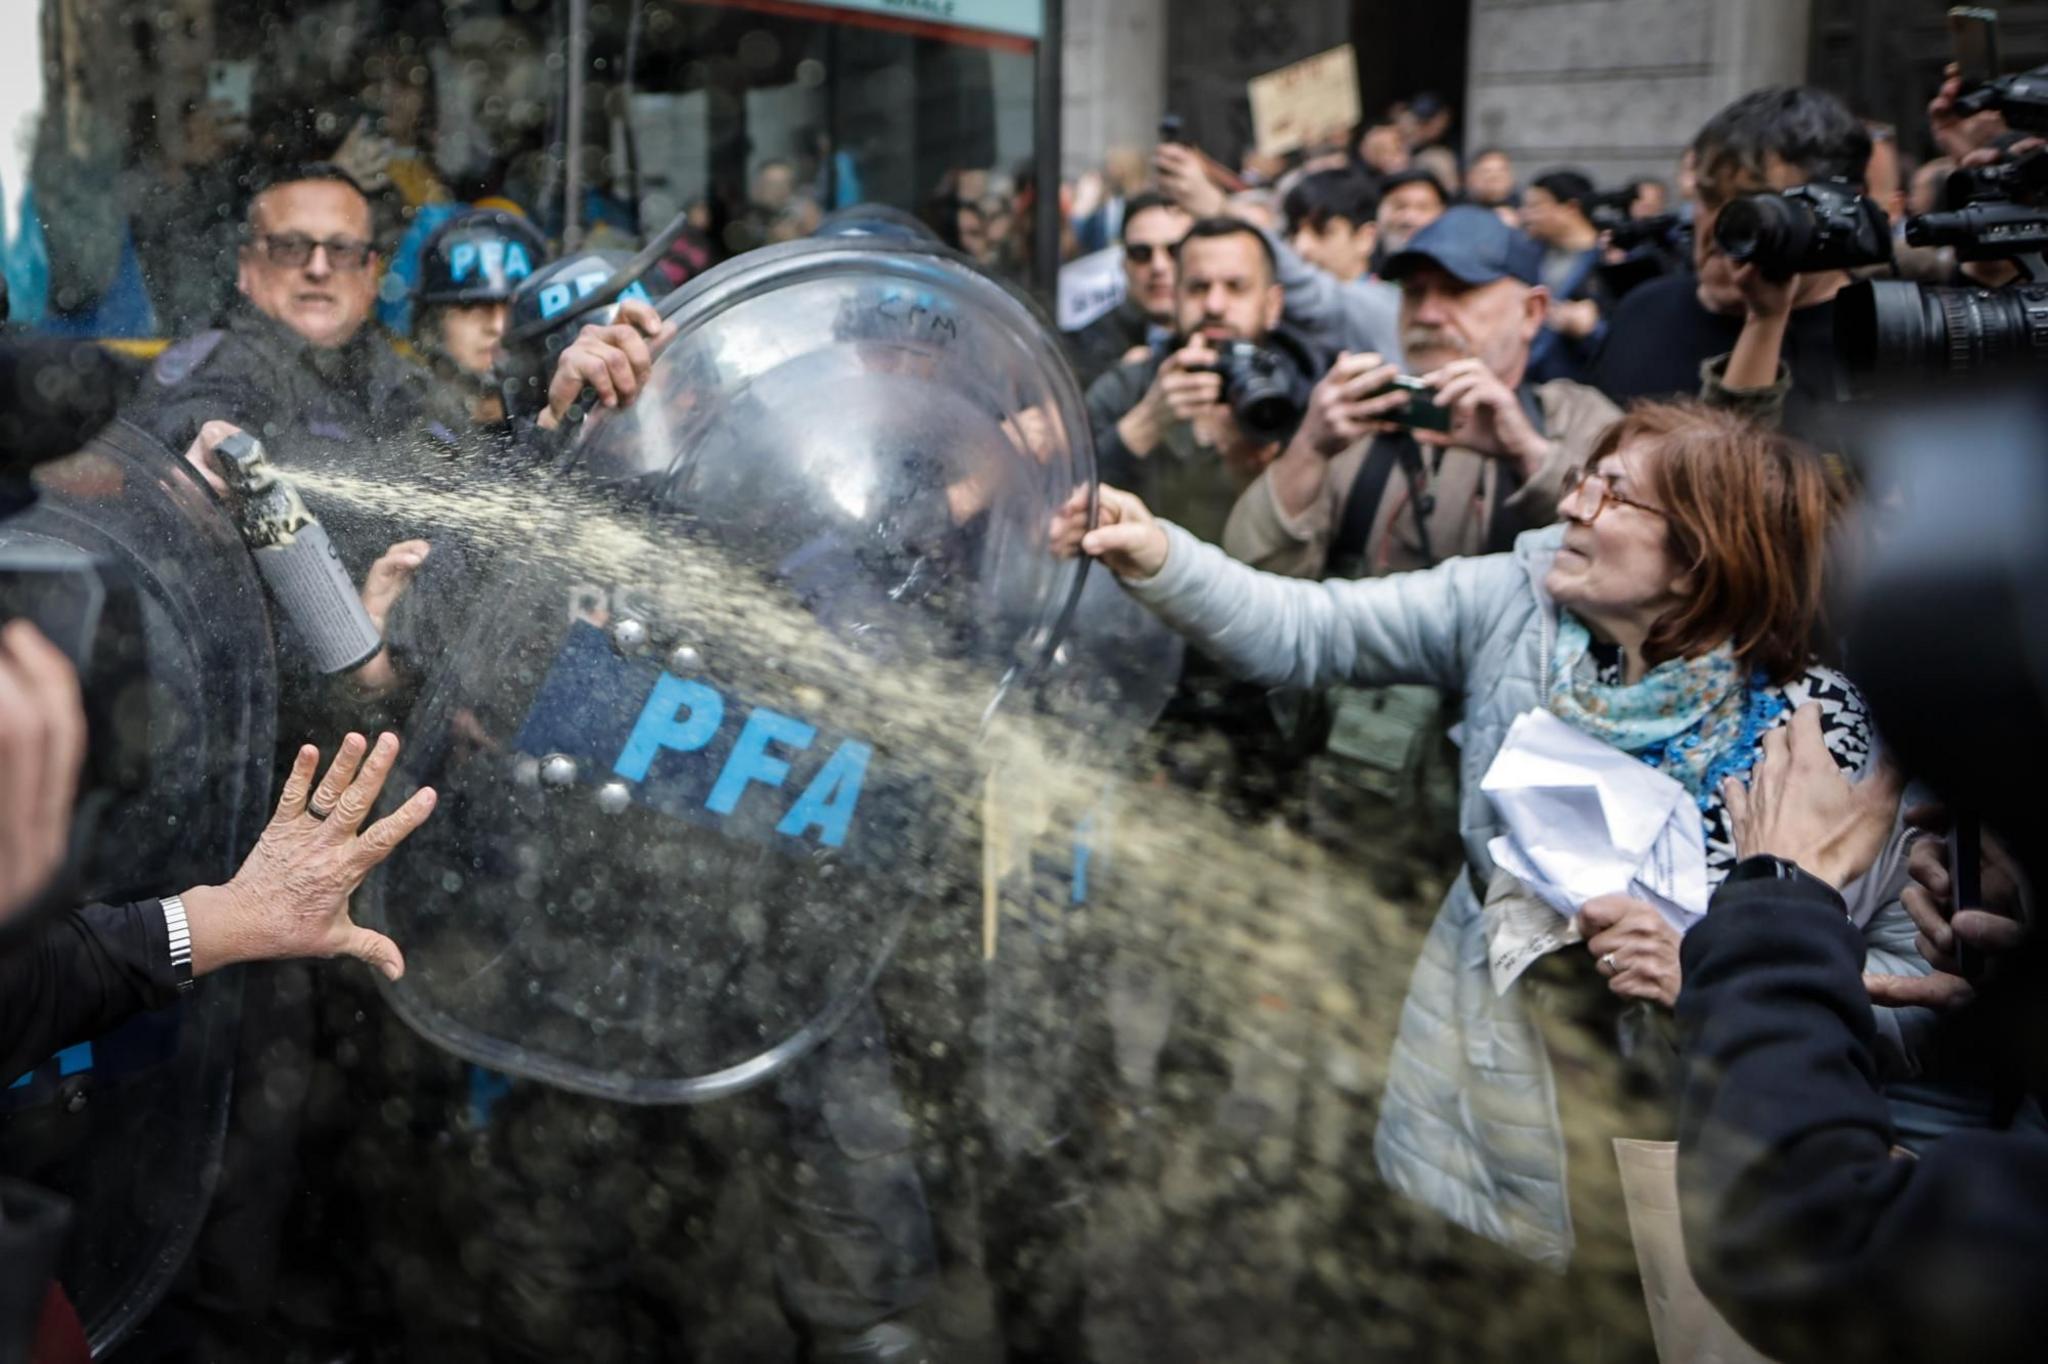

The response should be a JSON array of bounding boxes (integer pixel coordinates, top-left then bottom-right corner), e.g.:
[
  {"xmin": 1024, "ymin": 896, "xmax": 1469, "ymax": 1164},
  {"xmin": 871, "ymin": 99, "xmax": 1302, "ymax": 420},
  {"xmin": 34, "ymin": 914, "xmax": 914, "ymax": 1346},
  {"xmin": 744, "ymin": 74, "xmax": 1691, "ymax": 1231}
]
[{"xmin": 1481, "ymin": 710, "xmax": 1709, "ymax": 932}]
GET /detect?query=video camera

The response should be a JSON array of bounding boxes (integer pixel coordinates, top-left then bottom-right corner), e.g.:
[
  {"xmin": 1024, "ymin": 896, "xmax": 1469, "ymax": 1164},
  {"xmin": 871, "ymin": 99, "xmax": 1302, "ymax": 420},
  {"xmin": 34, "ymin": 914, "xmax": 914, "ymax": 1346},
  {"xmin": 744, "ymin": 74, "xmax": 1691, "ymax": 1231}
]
[
  {"xmin": 1949, "ymin": 63, "xmax": 2048, "ymax": 134},
  {"xmin": 1836, "ymin": 142, "xmax": 2048, "ymax": 376},
  {"xmin": 1835, "ymin": 7, "xmax": 2048, "ymax": 377}
]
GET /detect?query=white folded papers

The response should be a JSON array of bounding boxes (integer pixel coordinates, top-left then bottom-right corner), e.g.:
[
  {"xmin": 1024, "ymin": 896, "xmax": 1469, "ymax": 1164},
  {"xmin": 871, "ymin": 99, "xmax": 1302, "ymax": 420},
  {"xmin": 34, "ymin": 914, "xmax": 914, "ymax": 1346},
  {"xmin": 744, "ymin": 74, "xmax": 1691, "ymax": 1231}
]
[{"xmin": 1479, "ymin": 709, "xmax": 1710, "ymax": 992}]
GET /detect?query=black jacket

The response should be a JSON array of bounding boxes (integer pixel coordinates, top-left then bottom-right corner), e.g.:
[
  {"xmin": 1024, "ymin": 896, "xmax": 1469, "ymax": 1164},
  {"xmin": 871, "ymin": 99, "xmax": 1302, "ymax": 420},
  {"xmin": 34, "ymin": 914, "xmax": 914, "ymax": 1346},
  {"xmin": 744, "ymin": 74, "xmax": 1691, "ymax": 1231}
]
[
  {"xmin": 1677, "ymin": 876, "xmax": 2048, "ymax": 1363},
  {"xmin": 0, "ymin": 900, "xmax": 177, "ymax": 1084},
  {"xmin": 1064, "ymin": 298, "xmax": 1154, "ymax": 394},
  {"xmin": 128, "ymin": 302, "xmax": 449, "ymax": 465},
  {"xmin": 1591, "ymin": 272, "xmax": 1849, "ymax": 447}
]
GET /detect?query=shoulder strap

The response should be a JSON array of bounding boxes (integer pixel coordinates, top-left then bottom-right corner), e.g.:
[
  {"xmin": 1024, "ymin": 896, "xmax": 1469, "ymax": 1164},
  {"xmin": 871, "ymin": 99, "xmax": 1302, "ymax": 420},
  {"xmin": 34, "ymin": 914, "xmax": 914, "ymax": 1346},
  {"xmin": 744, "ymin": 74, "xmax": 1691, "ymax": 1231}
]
[
  {"xmin": 1326, "ymin": 435, "xmax": 1402, "ymax": 579},
  {"xmin": 1484, "ymin": 384, "xmax": 1552, "ymax": 554}
]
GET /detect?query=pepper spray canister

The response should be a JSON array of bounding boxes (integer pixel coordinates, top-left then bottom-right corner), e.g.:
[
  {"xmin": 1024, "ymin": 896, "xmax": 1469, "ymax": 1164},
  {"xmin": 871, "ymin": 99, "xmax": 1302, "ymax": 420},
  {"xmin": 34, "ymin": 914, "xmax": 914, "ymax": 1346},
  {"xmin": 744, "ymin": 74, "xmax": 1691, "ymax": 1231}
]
[{"xmin": 212, "ymin": 432, "xmax": 384, "ymax": 674}]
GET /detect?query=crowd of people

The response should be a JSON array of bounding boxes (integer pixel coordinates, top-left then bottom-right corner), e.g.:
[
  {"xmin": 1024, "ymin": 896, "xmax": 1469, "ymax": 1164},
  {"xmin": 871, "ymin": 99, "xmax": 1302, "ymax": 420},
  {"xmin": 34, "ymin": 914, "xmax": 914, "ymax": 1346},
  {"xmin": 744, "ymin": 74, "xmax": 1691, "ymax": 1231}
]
[{"xmin": 1, "ymin": 14, "xmax": 2047, "ymax": 1364}]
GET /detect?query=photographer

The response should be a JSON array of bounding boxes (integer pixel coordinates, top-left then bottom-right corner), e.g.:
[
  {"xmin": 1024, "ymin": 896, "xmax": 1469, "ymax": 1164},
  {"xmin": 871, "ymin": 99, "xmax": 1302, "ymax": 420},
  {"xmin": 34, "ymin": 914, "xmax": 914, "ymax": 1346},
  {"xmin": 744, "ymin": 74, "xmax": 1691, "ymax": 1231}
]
[
  {"xmin": 1223, "ymin": 206, "xmax": 1618, "ymax": 582},
  {"xmin": 1519, "ymin": 169, "xmax": 1611, "ymax": 383},
  {"xmin": 1217, "ymin": 207, "xmax": 1617, "ymax": 825},
  {"xmin": 1155, "ymin": 143, "xmax": 1402, "ymax": 363},
  {"xmin": 1084, "ymin": 217, "xmax": 1322, "ymax": 545},
  {"xmin": 1594, "ymin": 87, "xmax": 1872, "ymax": 440}
]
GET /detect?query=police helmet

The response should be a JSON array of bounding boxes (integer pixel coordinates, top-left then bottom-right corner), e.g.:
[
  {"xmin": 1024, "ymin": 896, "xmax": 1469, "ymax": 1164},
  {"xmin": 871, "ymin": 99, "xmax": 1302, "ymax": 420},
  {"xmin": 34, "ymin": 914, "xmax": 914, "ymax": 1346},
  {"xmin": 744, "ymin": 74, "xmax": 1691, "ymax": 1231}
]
[
  {"xmin": 415, "ymin": 209, "xmax": 547, "ymax": 310},
  {"xmin": 498, "ymin": 251, "xmax": 664, "ymax": 419}
]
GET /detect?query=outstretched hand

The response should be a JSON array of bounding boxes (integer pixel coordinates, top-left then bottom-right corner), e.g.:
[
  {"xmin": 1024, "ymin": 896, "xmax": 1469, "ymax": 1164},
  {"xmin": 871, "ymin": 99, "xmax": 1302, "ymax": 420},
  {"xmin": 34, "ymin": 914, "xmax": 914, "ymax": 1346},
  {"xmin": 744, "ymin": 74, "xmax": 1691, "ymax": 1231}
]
[
  {"xmin": 181, "ymin": 733, "xmax": 437, "ymax": 981},
  {"xmin": 1049, "ymin": 485, "xmax": 1170, "ymax": 581}
]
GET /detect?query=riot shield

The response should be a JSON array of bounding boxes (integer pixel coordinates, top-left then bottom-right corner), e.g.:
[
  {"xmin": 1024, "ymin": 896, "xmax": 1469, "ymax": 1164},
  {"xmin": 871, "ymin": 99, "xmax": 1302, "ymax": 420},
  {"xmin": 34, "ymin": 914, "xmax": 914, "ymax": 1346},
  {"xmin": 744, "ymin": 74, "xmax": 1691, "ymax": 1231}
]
[
  {"xmin": 361, "ymin": 234, "xmax": 1111, "ymax": 1103},
  {"xmin": 0, "ymin": 419, "xmax": 277, "ymax": 1353}
]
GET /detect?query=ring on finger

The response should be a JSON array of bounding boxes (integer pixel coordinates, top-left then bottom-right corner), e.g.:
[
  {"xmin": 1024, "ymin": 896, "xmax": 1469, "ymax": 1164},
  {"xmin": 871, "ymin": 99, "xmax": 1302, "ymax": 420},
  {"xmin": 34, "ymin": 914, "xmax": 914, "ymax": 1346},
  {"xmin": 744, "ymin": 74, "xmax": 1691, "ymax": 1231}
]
[
  {"xmin": 307, "ymin": 802, "xmax": 333, "ymax": 821},
  {"xmin": 1600, "ymin": 951, "xmax": 1620, "ymax": 974}
]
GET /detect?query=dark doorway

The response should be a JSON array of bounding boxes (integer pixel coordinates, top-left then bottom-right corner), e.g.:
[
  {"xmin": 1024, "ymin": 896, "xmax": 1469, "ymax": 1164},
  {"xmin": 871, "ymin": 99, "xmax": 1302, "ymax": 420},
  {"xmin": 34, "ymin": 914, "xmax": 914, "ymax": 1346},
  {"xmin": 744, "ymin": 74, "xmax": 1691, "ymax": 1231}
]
[
  {"xmin": 1352, "ymin": 0, "xmax": 1473, "ymax": 145},
  {"xmin": 1810, "ymin": 0, "xmax": 2048, "ymax": 161}
]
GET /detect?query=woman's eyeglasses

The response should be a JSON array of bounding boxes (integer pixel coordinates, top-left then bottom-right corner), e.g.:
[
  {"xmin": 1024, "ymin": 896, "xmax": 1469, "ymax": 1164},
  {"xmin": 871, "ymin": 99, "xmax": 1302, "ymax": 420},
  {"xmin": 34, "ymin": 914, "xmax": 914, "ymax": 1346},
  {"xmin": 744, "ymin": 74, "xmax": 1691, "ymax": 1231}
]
[
  {"xmin": 1561, "ymin": 465, "xmax": 1666, "ymax": 521},
  {"xmin": 251, "ymin": 232, "xmax": 375, "ymax": 271}
]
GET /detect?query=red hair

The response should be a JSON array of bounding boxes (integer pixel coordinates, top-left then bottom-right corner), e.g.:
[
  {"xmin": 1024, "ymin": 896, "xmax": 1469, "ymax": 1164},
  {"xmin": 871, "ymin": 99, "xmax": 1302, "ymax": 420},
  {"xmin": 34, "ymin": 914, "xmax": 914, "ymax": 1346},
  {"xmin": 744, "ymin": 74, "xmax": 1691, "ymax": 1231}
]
[{"xmin": 1589, "ymin": 401, "xmax": 1849, "ymax": 684}]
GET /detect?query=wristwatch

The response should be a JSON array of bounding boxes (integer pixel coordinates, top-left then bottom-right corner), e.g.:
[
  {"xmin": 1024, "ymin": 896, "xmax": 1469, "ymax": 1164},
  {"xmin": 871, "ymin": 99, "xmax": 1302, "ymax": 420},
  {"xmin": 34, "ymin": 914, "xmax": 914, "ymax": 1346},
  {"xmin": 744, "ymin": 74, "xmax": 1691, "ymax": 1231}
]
[
  {"xmin": 1724, "ymin": 855, "xmax": 1845, "ymax": 905},
  {"xmin": 159, "ymin": 894, "xmax": 195, "ymax": 994}
]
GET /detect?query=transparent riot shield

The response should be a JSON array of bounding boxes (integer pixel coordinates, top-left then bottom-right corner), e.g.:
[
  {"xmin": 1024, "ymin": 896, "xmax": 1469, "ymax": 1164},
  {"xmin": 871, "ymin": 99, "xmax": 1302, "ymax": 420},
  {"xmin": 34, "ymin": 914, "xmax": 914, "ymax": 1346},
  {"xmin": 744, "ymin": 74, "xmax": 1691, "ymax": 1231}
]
[
  {"xmin": 0, "ymin": 419, "xmax": 276, "ymax": 1353},
  {"xmin": 361, "ymin": 234, "xmax": 1116, "ymax": 1102}
]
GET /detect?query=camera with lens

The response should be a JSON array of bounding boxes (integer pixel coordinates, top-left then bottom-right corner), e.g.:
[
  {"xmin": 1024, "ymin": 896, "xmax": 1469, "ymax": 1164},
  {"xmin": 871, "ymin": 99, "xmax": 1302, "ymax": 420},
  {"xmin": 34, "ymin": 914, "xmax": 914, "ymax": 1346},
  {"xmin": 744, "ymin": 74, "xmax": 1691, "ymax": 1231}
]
[
  {"xmin": 1711, "ymin": 178, "xmax": 1893, "ymax": 281},
  {"xmin": 1837, "ymin": 143, "xmax": 2048, "ymax": 376},
  {"xmin": 1949, "ymin": 62, "xmax": 2048, "ymax": 133},
  {"xmin": 1190, "ymin": 339, "xmax": 1309, "ymax": 442},
  {"xmin": 1586, "ymin": 189, "xmax": 1691, "ymax": 299},
  {"xmin": 1588, "ymin": 190, "xmax": 1684, "ymax": 253}
]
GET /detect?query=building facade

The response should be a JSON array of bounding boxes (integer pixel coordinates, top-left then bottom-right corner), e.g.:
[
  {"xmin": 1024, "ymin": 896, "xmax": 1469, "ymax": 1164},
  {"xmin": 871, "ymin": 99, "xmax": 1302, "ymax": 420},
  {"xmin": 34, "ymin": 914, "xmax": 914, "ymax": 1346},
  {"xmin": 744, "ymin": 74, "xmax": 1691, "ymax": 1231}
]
[{"xmin": 1063, "ymin": 0, "xmax": 1838, "ymax": 191}]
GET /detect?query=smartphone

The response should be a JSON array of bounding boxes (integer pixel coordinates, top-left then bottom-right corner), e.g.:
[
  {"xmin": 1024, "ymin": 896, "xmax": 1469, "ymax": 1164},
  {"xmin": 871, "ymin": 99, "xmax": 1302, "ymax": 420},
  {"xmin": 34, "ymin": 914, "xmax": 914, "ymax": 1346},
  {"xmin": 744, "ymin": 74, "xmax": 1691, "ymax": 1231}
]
[
  {"xmin": 1949, "ymin": 7, "xmax": 2002, "ymax": 86},
  {"xmin": 1950, "ymin": 812, "xmax": 1985, "ymax": 977},
  {"xmin": 1159, "ymin": 114, "xmax": 1185, "ymax": 146},
  {"xmin": 1371, "ymin": 375, "xmax": 1454, "ymax": 434}
]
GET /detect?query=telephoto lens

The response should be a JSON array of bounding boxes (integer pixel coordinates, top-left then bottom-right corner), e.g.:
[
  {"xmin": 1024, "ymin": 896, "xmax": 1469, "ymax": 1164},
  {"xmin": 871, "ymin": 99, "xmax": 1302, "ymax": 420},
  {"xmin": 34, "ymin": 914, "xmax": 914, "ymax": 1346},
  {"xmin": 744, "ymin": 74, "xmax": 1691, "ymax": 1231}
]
[{"xmin": 1836, "ymin": 277, "xmax": 2048, "ymax": 375}]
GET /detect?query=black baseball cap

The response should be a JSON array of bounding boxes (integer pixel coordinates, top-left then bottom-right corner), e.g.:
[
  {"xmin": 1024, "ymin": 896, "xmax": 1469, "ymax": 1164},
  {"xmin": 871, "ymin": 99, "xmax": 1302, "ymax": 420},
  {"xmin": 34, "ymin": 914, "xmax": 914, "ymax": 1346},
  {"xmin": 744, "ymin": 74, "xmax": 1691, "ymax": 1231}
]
[{"xmin": 1380, "ymin": 205, "xmax": 1545, "ymax": 287}]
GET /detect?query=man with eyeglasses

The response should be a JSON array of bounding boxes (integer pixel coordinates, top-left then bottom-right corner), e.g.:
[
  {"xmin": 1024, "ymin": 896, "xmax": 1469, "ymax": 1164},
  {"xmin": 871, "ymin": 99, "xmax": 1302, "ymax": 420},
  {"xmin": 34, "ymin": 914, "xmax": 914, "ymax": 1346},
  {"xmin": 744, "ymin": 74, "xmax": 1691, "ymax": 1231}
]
[
  {"xmin": 1063, "ymin": 191, "xmax": 1190, "ymax": 391},
  {"xmin": 130, "ymin": 163, "xmax": 436, "ymax": 464}
]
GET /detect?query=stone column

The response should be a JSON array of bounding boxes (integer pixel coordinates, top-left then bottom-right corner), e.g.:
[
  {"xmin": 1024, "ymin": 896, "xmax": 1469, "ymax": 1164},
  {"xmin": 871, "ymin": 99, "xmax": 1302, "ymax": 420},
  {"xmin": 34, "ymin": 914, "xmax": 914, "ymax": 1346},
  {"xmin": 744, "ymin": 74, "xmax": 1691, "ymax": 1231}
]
[
  {"xmin": 1464, "ymin": 0, "xmax": 1812, "ymax": 190},
  {"xmin": 1060, "ymin": 0, "xmax": 1169, "ymax": 178}
]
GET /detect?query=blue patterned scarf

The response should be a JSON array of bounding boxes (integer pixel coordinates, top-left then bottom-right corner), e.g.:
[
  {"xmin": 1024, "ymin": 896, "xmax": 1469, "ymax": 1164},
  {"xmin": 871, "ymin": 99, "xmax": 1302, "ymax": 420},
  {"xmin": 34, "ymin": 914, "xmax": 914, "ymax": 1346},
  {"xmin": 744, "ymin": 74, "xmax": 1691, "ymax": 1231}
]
[{"xmin": 1546, "ymin": 614, "xmax": 1788, "ymax": 809}]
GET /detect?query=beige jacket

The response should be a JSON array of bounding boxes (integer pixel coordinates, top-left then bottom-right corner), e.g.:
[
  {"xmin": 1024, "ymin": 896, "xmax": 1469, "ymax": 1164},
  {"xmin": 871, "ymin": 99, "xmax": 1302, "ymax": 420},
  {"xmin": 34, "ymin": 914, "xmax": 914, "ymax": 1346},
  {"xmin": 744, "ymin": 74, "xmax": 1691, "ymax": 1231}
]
[{"xmin": 1221, "ymin": 378, "xmax": 1623, "ymax": 579}]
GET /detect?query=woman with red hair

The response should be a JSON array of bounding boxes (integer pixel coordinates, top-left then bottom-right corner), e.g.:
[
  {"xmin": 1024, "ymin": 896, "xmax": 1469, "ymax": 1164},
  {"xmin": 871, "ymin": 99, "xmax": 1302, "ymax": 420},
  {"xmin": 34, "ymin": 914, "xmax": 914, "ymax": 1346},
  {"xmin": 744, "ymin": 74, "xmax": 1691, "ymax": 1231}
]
[{"xmin": 1063, "ymin": 399, "xmax": 1927, "ymax": 1271}]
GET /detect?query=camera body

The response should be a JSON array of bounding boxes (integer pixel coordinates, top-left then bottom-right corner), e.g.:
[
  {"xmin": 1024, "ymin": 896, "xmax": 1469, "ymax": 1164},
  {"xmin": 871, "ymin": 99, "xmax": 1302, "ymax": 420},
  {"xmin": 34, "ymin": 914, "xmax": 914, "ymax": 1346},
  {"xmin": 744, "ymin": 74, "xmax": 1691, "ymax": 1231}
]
[
  {"xmin": 1190, "ymin": 339, "xmax": 1308, "ymax": 441},
  {"xmin": 1712, "ymin": 178, "xmax": 1893, "ymax": 281},
  {"xmin": 1367, "ymin": 375, "xmax": 1455, "ymax": 434}
]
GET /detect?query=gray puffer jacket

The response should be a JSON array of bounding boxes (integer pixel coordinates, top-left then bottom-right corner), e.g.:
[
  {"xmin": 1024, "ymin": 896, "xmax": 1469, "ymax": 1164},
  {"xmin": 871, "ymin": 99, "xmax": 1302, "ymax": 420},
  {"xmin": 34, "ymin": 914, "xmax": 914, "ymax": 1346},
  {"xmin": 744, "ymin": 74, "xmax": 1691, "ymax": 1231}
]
[{"xmin": 1123, "ymin": 520, "xmax": 1930, "ymax": 1269}]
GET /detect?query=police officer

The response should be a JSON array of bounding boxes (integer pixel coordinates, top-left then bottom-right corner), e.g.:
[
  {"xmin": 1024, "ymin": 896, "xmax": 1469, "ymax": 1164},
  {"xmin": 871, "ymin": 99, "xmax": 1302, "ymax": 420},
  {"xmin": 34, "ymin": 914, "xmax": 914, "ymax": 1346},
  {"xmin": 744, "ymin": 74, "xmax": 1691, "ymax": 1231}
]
[
  {"xmin": 129, "ymin": 162, "xmax": 451, "ymax": 464},
  {"xmin": 113, "ymin": 162, "xmax": 673, "ymax": 1357},
  {"xmin": 410, "ymin": 208, "xmax": 546, "ymax": 427},
  {"xmin": 495, "ymin": 247, "xmax": 661, "ymax": 425}
]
